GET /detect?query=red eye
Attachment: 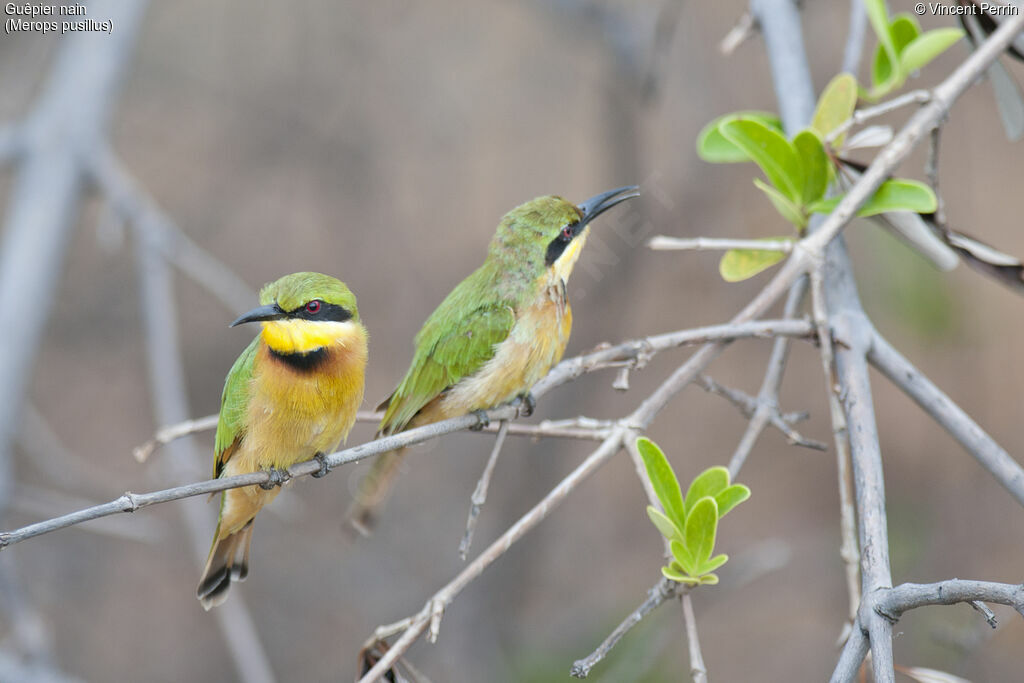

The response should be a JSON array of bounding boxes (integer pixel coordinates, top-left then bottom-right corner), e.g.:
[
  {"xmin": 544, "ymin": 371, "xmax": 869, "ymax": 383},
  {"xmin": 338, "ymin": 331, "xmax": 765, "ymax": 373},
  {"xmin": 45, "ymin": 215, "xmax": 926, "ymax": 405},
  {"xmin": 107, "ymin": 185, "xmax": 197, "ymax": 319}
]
[
  {"xmin": 561, "ymin": 225, "xmax": 573, "ymax": 240},
  {"xmin": 305, "ymin": 300, "xmax": 322, "ymax": 314}
]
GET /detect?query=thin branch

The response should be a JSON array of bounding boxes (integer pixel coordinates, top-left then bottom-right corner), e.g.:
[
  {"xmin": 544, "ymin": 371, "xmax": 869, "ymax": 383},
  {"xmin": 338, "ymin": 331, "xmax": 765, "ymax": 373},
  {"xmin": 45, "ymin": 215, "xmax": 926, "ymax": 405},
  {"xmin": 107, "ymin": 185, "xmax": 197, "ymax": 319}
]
[
  {"xmin": 458, "ymin": 421, "xmax": 510, "ymax": 560},
  {"xmin": 570, "ymin": 578, "xmax": 678, "ymax": 678},
  {"xmin": 10, "ymin": 483, "xmax": 165, "ymax": 545},
  {"xmin": 133, "ymin": 414, "xmax": 219, "ymax": 463},
  {"xmin": 810, "ymin": 265, "xmax": 860, "ymax": 625},
  {"xmin": 533, "ymin": 318, "xmax": 815, "ymax": 394},
  {"xmin": 698, "ymin": 374, "xmax": 825, "ymax": 452},
  {"xmin": 925, "ymin": 126, "xmax": 948, "ymax": 230},
  {"xmin": 824, "ymin": 90, "xmax": 931, "ymax": 145},
  {"xmin": 727, "ymin": 274, "xmax": 813, "ymax": 476},
  {"xmin": 868, "ymin": 329, "xmax": 1024, "ymax": 508},
  {"xmin": 647, "ymin": 236, "xmax": 793, "ymax": 252},
  {"xmin": 719, "ymin": 11, "xmax": 757, "ymax": 56},
  {"xmin": 681, "ymin": 592, "xmax": 707, "ymax": 683},
  {"xmin": 833, "ymin": 579, "xmax": 1024, "ymax": 683},
  {"xmin": 359, "ymin": 429, "xmax": 629, "ymax": 683}
]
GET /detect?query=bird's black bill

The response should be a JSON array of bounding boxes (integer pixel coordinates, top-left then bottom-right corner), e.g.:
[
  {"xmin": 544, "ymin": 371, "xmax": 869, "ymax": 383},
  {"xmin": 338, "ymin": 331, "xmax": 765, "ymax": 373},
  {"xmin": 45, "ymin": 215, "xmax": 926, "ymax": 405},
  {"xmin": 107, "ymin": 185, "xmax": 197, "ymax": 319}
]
[
  {"xmin": 230, "ymin": 303, "xmax": 286, "ymax": 327},
  {"xmin": 577, "ymin": 185, "xmax": 640, "ymax": 227}
]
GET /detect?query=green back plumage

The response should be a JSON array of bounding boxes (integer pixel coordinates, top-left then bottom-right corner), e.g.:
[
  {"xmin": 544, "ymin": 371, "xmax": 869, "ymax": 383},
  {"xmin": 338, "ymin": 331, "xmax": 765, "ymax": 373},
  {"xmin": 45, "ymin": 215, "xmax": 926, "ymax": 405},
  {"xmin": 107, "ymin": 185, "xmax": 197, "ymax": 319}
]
[
  {"xmin": 214, "ymin": 336, "xmax": 259, "ymax": 477},
  {"xmin": 379, "ymin": 196, "xmax": 582, "ymax": 434}
]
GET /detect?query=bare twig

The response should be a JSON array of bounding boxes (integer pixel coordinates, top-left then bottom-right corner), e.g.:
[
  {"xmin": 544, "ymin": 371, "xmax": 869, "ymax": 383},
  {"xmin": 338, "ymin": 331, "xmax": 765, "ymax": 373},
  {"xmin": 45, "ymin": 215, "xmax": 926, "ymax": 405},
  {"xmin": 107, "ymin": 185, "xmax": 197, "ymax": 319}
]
[
  {"xmin": 360, "ymin": 429, "xmax": 629, "ymax": 683},
  {"xmin": 925, "ymin": 126, "xmax": 948, "ymax": 231},
  {"xmin": 824, "ymin": 90, "xmax": 931, "ymax": 145},
  {"xmin": 727, "ymin": 275, "xmax": 813, "ymax": 476},
  {"xmin": 458, "ymin": 421, "xmax": 510, "ymax": 560},
  {"xmin": 647, "ymin": 236, "xmax": 793, "ymax": 252},
  {"xmin": 681, "ymin": 592, "xmax": 707, "ymax": 683},
  {"xmin": 133, "ymin": 414, "xmax": 220, "ymax": 463},
  {"xmin": 810, "ymin": 265, "xmax": 860, "ymax": 626},
  {"xmin": 698, "ymin": 374, "xmax": 825, "ymax": 452},
  {"xmin": 868, "ymin": 330, "xmax": 1024, "ymax": 507},
  {"xmin": 10, "ymin": 484, "xmax": 164, "ymax": 545},
  {"xmin": 570, "ymin": 578, "xmax": 678, "ymax": 678},
  {"xmin": 720, "ymin": 11, "xmax": 757, "ymax": 55}
]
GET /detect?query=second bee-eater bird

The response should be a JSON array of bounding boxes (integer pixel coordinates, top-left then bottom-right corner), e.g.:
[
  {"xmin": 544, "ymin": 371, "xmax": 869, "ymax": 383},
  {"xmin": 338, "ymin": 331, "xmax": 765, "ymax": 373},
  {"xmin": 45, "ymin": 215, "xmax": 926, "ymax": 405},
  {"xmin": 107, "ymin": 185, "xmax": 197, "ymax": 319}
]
[
  {"xmin": 347, "ymin": 186, "xmax": 638, "ymax": 530},
  {"xmin": 197, "ymin": 272, "xmax": 368, "ymax": 610}
]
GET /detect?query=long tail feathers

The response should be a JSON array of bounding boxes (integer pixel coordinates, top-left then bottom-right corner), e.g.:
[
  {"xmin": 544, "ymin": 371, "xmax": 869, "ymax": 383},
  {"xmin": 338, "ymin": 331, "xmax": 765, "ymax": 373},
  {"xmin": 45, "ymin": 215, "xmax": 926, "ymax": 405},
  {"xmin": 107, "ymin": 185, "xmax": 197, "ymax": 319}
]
[
  {"xmin": 343, "ymin": 447, "xmax": 407, "ymax": 537},
  {"xmin": 197, "ymin": 521, "xmax": 254, "ymax": 610}
]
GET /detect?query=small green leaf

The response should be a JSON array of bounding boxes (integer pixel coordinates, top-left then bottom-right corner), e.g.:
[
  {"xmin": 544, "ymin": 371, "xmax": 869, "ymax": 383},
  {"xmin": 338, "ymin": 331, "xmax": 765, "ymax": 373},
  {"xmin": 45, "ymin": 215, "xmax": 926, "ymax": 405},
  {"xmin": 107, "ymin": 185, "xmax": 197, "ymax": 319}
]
[
  {"xmin": 793, "ymin": 130, "xmax": 829, "ymax": 204},
  {"xmin": 662, "ymin": 565, "xmax": 699, "ymax": 584},
  {"xmin": 696, "ymin": 111, "xmax": 783, "ymax": 163},
  {"xmin": 720, "ymin": 234, "xmax": 790, "ymax": 283},
  {"xmin": 865, "ymin": 0, "xmax": 897, "ymax": 78},
  {"xmin": 871, "ymin": 14, "xmax": 923, "ymax": 96},
  {"xmin": 684, "ymin": 496, "xmax": 719, "ymax": 566},
  {"xmin": 696, "ymin": 553, "xmax": 729, "ymax": 575},
  {"xmin": 698, "ymin": 573, "xmax": 720, "ymax": 585},
  {"xmin": 683, "ymin": 467, "xmax": 729, "ymax": 518},
  {"xmin": 811, "ymin": 73, "xmax": 858, "ymax": 146},
  {"xmin": 753, "ymin": 179, "xmax": 806, "ymax": 228},
  {"xmin": 810, "ymin": 179, "xmax": 937, "ymax": 218},
  {"xmin": 900, "ymin": 28, "xmax": 964, "ymax": 74},
  {"xmin": 715, "ymin": 484, "xmax": 751, "ymax": 518},
  {"xmin": 647, "ymin": 506, "xmax": 683, "ymax": 543},
  {"xmin": 636, "ymin": 438, "xmax": 685, "ymax": 528},
  {"xmin": 670, "ymin": 539, "xmax": 696, "ymax": 575},
  {"xmin": 891, "ymin": 14, "xmax": 923, "ymax": 51},
  {"xmin": 719, "ymin": 119, "xmax": 804, "ymax": 203}
]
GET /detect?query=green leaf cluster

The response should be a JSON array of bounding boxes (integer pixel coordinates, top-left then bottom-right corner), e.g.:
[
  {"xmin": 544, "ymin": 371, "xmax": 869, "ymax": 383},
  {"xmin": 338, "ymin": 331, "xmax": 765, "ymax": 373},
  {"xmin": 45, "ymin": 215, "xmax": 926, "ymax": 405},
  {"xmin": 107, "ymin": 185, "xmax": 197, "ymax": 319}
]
[
  {"xmin": 695, "ymin": 72, "xmax": 938, "ymax": 282},
  {"xmin": 865, "ymin": 0, "xmax": 963, "ymax": 99},
  {"xmin": 636, "ymin": 438, "xmax": 750, "ymax": 586}
]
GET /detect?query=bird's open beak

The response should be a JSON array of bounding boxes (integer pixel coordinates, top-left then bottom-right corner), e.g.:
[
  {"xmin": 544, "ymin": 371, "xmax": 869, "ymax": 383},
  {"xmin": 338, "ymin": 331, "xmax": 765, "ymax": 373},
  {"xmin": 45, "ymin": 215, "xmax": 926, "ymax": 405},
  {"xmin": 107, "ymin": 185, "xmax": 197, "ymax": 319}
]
[
  {"xmin": 577, "ymin": 185, "xmax": 640, "ymax": 228},
  {"xmin": 230, "ymin": 303, "xmax": 286, "ymax": 327}
]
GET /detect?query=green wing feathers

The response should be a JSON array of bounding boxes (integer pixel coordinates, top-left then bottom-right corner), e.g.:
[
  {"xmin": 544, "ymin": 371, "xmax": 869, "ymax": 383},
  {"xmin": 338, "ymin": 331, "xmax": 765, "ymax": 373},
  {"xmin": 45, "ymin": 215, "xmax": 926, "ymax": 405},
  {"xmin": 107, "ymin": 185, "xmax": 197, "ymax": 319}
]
[
  {"xmin": 214, "ymin": 336, "xmax": 258, "ymax": 477},
  {"xmin": 379, "ymin": 302, "xmax": 515, "ymax": 434}
]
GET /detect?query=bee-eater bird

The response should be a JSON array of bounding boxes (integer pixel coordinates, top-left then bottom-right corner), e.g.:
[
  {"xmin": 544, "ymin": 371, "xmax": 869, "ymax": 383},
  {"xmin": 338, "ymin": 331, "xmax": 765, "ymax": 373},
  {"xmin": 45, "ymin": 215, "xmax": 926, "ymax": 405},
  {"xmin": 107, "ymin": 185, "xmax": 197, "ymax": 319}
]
[
  {"xmin": 347, "ymin": 186, "xmax": 638, "ymax": 531},
  {"xmin": 197, "ymin": 272, "xmax": 368, "ymax": 609}
]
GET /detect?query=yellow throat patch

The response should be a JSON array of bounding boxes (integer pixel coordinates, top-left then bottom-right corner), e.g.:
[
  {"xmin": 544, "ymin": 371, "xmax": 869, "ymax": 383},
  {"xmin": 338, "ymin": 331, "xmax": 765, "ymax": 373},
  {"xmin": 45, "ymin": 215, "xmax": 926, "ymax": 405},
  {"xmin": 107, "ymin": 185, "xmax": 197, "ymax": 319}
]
[
  {"xmin": 550, "ymin": 228, "xmax": 589, "ymax": 285},
  {"xmin": 260, "ymin": 319, "xmax": 363, "ymax": 354}
]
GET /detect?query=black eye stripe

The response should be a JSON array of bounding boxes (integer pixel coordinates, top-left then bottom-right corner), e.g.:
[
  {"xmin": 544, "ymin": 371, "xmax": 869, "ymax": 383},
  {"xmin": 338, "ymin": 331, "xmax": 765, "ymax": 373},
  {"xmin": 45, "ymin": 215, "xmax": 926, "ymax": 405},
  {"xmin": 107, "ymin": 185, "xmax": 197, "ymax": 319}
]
[{"xmin": 288, "ymin": 302, "xmax": 352, "ymax": 322}]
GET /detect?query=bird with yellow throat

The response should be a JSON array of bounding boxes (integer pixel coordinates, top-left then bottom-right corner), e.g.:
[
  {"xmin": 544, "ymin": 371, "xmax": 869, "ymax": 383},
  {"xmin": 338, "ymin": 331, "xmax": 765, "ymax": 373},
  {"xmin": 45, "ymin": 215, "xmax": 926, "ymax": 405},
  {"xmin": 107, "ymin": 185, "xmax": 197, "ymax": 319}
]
[
  {"xmin": 197, "ymin": 272, "xmax": 368, "ymax": 609},
  {"xmin": 347, "ymin": 186, "xmax": 638, "ymax": 531}
]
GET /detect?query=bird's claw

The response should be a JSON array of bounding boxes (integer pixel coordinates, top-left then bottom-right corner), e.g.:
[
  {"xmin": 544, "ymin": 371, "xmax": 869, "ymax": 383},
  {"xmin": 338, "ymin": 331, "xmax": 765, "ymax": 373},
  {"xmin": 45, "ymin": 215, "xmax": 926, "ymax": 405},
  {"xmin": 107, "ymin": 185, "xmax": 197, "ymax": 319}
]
[
  {"xmin": 470, "ymin": 410, "xmax": 490, "ymax": 430},
  {"xmin": 312, "ymin": 452, "xmax": 330, "ymax": 478},
  {"xmin": 260, "ymin": 467, "xmax": 287, "ymax": 490},
  {"xmin": 516, "ymin": 392, "xmax": 536, "ymax": 418}
]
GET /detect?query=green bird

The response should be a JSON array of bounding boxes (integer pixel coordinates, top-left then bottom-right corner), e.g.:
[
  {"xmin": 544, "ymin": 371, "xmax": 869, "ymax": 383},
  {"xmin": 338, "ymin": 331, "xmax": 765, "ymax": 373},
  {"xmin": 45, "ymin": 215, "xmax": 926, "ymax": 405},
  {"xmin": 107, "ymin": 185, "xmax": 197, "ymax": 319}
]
[
  {"xmin": 198, "ymin": 272, "xmax": 368, "ymax": 609},
  {"xmin": 347, "ymin": 186, "xmax": 638, "ymax": 531}
]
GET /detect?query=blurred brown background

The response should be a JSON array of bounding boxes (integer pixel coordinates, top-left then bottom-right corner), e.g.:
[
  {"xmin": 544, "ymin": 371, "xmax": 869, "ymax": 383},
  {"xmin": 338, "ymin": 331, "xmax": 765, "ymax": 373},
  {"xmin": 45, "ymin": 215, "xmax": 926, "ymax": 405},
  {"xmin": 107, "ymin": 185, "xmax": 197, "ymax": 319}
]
[{"xmin": 1, "ymin": 1, "xmax": 1022, "ymax": 681}]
